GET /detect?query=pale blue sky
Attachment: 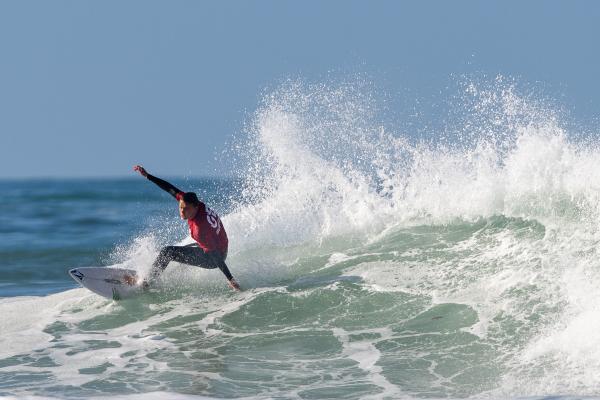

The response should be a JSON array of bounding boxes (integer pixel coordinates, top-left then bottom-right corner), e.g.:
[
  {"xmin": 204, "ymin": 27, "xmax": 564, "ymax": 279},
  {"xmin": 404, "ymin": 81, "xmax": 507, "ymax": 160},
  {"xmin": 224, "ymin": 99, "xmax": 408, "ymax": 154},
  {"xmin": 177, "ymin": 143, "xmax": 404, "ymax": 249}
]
[{"xmin": 1, "ymin": 1, "xmax": 599, "ymax": 178}]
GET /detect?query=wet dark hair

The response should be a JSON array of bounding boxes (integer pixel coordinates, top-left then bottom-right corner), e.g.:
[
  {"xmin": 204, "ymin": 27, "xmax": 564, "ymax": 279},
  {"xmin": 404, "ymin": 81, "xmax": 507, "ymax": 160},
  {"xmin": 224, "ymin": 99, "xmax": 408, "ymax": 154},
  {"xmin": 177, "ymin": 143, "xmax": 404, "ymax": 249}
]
[{"xmin": 182, "ymin": 192, "xmax": 200, "ymax": 205}]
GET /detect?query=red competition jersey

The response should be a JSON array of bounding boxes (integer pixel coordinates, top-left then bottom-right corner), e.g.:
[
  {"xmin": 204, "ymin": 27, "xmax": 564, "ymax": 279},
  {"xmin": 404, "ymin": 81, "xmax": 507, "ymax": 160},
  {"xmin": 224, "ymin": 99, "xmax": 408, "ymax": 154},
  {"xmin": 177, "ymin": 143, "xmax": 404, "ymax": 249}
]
[
  {"xmin": 176, "ymin": 193, "xmax": 228, "ymax": 253},
  {"xmin": 145, "ymin": 174, "xmax": 229, "ymax": 254}
]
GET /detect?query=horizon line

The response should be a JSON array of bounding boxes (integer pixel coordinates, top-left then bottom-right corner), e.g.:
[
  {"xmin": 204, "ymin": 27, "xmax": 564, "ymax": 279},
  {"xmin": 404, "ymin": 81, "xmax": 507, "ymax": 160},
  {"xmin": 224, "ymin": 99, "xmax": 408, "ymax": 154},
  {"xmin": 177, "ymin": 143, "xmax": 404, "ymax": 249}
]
[{"xmin": 0, "ymin": 174, "xmax": 237, "ymax": 181}]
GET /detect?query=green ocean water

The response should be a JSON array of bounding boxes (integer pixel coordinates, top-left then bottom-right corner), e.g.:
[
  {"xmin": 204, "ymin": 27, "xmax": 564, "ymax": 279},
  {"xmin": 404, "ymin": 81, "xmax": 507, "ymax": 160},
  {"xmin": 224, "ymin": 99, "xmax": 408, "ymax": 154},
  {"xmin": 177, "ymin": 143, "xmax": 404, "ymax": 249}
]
[{"xmin": 0, "ymin": 190, "xmax": 596, "ymax": 399}]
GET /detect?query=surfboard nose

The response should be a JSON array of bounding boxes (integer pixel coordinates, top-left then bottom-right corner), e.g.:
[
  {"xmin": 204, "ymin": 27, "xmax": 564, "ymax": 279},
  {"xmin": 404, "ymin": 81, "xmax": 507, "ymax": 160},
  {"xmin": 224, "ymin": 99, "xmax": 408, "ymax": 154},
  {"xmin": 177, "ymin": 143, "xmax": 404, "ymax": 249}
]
[{"xmin": 69, "ymin": 268, "xmax": 84, "ymax": 281}]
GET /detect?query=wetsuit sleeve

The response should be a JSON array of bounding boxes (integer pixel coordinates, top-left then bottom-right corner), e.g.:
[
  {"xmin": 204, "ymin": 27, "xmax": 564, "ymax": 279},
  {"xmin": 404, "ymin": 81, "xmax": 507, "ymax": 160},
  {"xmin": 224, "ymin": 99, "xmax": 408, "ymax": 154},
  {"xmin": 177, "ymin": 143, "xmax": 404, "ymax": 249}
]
[
  {"xmin": 146, "ymin": 174, "xmax": 184, "ymax": 200},
  {"xmin": 218, "ymin": 261, "xmax": 234, "ymax": 281}
]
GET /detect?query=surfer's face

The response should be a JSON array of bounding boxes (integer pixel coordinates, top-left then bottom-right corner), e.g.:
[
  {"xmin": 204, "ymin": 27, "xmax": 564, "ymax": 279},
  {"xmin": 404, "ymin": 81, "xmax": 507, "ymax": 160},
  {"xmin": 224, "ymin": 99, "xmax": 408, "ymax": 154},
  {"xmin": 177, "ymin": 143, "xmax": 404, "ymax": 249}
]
[{"xmin": 179, "ymin": 200, "xmax": 198, "ymax": 220}]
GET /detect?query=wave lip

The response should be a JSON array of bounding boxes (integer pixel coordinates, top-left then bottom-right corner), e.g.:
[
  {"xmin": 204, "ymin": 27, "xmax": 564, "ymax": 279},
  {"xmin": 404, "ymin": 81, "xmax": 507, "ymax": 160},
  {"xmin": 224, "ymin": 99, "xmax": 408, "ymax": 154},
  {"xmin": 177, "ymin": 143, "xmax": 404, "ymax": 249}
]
[{"xmin": 227, "ymin": 79, "xmax": 600, "ymax": 254}]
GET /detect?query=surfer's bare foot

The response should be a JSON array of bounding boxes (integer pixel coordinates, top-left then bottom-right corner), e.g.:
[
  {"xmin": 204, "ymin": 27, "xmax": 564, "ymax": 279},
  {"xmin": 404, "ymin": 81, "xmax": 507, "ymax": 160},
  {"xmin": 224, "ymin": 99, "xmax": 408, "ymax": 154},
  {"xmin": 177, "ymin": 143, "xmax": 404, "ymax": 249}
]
[
  {"xmin": 123, "ymin": 274, "xmax": 137, "ymax": 286},
  {"xmin": 228, "ymin": 279, "xmax": 241, "ymax": 291}
]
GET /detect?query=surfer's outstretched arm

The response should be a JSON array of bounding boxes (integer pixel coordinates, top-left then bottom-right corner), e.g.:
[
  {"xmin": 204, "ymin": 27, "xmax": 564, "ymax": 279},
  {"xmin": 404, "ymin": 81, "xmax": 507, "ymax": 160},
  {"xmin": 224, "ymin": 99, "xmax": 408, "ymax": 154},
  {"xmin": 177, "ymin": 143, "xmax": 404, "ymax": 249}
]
[{"xmin": 134, "ymin": 165, "xmax": 183, "ymax": 199}]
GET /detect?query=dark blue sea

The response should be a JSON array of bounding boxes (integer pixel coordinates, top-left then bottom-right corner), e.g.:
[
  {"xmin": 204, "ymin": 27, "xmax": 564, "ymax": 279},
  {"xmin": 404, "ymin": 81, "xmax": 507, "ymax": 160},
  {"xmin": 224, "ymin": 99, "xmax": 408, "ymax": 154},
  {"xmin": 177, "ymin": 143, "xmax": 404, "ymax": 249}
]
[{"xmin": 0, "ymin": 177, "xmax": 236, "ymax": 297}]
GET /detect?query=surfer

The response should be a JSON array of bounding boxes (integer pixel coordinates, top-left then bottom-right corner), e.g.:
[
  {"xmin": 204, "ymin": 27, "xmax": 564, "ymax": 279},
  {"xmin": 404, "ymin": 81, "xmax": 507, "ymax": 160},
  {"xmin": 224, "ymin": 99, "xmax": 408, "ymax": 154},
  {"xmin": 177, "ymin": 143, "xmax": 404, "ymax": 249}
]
[{"xmin": 133, "ymin": 165, "xmax": 241, "ymax": 291}]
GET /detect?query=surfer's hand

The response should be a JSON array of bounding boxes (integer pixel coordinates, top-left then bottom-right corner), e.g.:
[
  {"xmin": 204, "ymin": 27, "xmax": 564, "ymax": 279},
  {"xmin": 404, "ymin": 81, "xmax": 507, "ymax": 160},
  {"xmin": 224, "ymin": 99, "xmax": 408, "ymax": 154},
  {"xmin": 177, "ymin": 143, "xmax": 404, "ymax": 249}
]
[
  {"xmin": 133, "ymin": 165, "xmax": 148, "ymax": 177},
  {"xmin": 228, "ymin": 279, "xmax": 241, "ymax": 291}
]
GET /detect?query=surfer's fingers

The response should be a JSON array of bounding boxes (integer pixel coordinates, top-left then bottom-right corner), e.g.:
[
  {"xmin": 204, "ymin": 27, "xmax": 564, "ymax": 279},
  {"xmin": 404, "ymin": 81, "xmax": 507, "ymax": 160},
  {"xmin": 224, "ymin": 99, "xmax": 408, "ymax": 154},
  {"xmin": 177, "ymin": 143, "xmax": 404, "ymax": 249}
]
[
  {"xmin": 228, "ymin": 279, "xmax": 241, "ymax": 291},
  {"xmin": 133, "ymin": 165, "xmax": 148, "ymax": 176}
]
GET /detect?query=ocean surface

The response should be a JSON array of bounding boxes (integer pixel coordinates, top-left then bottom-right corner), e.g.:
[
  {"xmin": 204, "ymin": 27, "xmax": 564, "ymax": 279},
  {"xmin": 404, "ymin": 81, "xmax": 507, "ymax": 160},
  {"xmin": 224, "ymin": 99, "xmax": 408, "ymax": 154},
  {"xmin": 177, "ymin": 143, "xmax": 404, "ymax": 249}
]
[{"xmin": 3, "ymin": 80, "xmax": 600, "ymax": 399}]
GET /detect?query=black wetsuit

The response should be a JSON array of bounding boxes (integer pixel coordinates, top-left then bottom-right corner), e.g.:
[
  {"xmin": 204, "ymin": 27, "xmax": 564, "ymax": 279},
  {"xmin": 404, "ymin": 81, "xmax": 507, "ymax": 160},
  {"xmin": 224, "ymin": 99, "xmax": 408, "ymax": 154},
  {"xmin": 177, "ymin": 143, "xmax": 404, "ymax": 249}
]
[{"xmin": 146, "ymin": 174, "xmax": 234, "ymax": 282}]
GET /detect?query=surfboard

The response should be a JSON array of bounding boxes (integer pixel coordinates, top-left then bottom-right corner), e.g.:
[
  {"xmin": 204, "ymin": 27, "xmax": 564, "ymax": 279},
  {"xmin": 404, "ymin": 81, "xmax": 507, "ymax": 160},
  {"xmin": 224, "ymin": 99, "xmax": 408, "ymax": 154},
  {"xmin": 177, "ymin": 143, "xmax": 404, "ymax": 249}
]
[{"xmin": 68, "ymin": 267, "xmax": 145, "ymax": 300}]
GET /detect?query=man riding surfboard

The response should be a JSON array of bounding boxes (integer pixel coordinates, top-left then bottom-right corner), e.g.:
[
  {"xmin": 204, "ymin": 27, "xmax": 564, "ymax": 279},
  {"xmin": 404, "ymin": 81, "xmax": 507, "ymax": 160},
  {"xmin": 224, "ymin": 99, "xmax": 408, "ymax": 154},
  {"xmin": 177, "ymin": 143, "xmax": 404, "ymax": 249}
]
[{"xmin": 133, "ymin": 165, "xmax": 241, "ymax": 291}]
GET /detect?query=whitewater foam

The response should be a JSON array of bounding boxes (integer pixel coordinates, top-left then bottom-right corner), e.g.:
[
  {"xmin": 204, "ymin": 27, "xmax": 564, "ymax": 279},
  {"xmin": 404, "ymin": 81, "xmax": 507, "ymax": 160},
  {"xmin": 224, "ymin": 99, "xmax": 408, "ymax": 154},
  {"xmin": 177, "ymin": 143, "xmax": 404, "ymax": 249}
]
[{"xmin": 0, "ymin": 290, "xmax": 90, "ymax": 359}]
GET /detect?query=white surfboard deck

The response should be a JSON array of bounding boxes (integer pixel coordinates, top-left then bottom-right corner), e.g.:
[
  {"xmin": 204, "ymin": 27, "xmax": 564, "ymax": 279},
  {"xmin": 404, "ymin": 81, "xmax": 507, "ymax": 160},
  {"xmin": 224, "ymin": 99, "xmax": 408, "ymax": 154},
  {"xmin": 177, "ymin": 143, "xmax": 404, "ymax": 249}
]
[{"xmin": 69, "ymin": 267, "xmax": 145, "ymax": 300}]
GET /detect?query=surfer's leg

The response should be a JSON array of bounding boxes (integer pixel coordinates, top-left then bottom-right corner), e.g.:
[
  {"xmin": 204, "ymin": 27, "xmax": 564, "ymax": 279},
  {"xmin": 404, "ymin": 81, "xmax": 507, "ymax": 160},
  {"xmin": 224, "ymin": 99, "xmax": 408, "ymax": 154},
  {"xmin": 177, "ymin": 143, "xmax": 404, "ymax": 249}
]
[
  {"xmin": 150, "ymin": 245, "xmax": 239, "ymax": 289},
  {"xmin": 173, "ymin": 246, "xmax": 236, "ymax": 283},
  {"xmin": 178, "ymin": 247, "xmax": 233, "ymax": 279},
  {"xmin": 149, "ymin": 246, "xmax": 189, "ymax": 280},
  {"xmin": 150, "ymin": 245, "xmax": 218, "ymax": 278}
]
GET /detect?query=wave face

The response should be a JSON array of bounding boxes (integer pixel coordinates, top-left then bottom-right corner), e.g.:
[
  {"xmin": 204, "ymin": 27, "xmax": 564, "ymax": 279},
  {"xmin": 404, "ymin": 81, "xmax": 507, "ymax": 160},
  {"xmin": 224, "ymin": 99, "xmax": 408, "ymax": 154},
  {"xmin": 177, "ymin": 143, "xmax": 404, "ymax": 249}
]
[{"xmin": 3, "ymin": 78, "xmax": 600, "ymax": 399}]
